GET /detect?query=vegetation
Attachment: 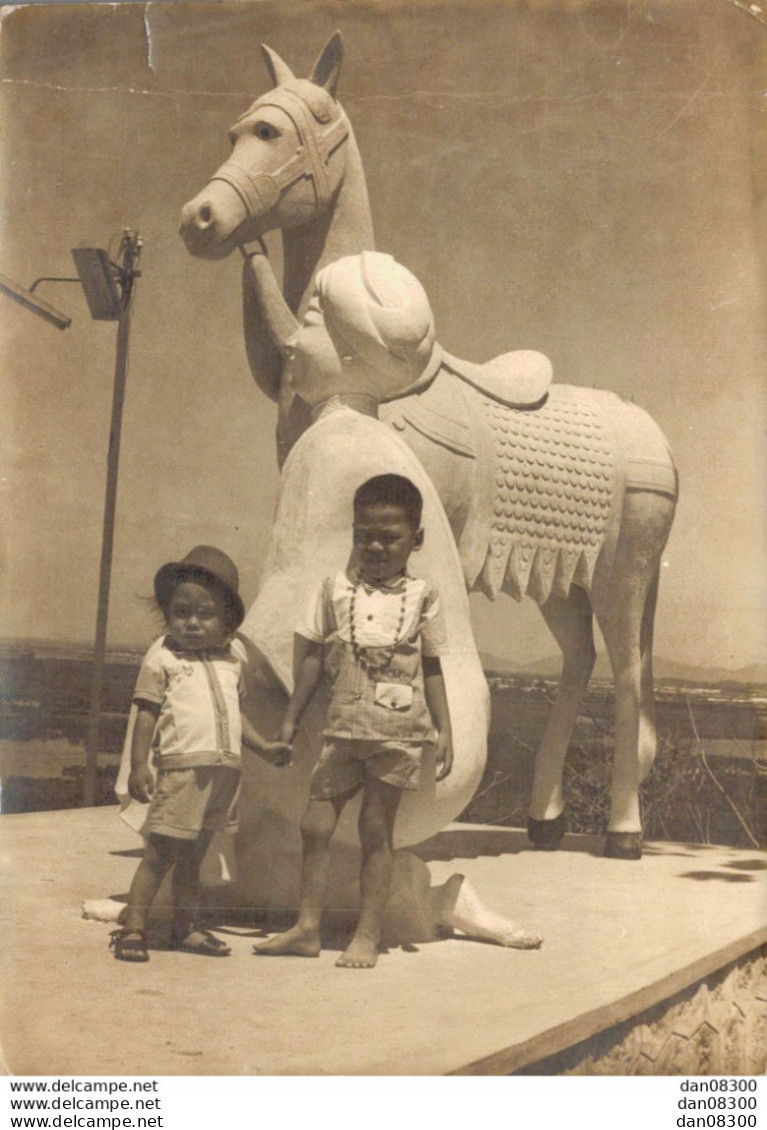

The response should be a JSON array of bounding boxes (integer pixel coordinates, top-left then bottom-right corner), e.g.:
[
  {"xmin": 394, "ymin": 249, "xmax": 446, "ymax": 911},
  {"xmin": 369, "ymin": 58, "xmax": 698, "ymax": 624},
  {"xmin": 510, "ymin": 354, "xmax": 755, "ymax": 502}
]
[{"xmin": 461, "ymin": 681, "xmax": 767, "ymax": 849}]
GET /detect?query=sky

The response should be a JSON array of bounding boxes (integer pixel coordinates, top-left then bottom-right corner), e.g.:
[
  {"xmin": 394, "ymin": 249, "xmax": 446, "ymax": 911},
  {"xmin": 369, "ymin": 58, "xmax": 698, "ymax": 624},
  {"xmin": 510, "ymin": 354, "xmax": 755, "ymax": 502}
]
[{"xmin": 0, "ymin": 0, "xmax": 765, "ymax": 672}]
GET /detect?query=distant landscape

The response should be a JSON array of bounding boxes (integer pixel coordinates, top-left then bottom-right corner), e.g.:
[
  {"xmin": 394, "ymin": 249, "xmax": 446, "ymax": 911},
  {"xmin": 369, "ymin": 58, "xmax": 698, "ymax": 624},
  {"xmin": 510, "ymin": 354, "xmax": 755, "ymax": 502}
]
[
  {"xmin": 480, "ymin": 649, "xmax": 767, "ymax": 688},
  {"xmin": 1, "ymin": 638, "xmax": 765, "ymax": 846}
]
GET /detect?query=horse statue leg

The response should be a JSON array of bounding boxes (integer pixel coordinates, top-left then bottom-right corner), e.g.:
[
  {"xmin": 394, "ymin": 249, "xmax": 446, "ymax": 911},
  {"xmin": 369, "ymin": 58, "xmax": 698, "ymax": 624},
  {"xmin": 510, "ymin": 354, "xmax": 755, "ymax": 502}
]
[
  {"xmin": 524, "ymin": 489, "xmax": 673, "ymax": 860},
  {"xmin": 527, "ymin": 586, "xmax": 596, "ymax": 849},
  {"xmin": 592, "ymin": 491, "xmax": 675, "ymax": 859}
]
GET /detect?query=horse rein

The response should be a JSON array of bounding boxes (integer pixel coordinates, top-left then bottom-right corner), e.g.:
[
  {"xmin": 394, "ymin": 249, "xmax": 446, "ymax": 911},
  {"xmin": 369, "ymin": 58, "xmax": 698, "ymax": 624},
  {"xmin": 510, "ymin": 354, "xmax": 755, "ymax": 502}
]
[{"xmin": 211, "ymin": 86, "xmax": 350, "ymax": 219}]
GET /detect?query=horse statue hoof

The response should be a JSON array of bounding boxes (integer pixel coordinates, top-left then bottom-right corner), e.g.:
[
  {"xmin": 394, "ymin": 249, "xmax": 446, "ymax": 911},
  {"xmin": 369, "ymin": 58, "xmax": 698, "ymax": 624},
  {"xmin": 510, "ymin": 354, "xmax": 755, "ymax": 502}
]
[
  {"xmin": 603, "ymin": 831, "xmax": 643, "ymax": 860},
  {"xmin": 527, "ymin": 809, "xmax": 566, "ymax": 851}
]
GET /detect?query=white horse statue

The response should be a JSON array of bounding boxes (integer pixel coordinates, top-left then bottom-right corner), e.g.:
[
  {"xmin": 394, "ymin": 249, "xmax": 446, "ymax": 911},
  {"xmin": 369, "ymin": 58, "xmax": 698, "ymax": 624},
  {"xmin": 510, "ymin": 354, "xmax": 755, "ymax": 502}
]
[{"xmin": 179, "ymin": 33, "xmax": 678, "ymax": 859}]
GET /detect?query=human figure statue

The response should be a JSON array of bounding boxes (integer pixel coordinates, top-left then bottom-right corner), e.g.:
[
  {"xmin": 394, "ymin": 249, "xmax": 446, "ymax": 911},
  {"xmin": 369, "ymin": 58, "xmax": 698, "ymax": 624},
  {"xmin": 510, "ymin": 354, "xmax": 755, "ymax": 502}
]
[
  {"xmin": 228, "ymin": 252, "xmax": 541, "ymax": 948},
  {"xmin": 238, "ymin": 243, "xmax": 676, "ymax": 861}
]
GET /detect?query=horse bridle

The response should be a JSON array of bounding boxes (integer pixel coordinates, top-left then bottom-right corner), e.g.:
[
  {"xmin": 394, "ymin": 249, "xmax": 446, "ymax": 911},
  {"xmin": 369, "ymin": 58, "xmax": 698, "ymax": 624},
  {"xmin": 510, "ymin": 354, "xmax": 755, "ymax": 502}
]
[{"xmin": 211, "ymin": 85, "xmax": 350, "ymax": 219}]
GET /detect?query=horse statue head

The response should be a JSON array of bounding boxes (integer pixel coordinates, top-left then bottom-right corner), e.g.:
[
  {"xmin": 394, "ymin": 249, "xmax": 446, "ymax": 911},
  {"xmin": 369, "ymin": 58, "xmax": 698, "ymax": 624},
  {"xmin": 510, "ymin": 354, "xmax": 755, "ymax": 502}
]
[
  {"xmin": 179, "ymin": 33, "xmax": 374, "ymax": 461},
  {"xmin": 179, "ymin": 33, "xmax": 356, "ymax": 262}
]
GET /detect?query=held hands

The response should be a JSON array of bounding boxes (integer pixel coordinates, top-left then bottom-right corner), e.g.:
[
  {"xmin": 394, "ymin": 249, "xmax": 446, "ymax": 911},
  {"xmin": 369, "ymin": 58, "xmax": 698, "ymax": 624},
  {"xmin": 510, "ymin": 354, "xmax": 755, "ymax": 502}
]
[
  {"xmin": 128, "ymin": 765, "xmax": 154, "ymax": 804},
  {"xmin": 435, "ymin": 730, "xmax": 453, "ymax": 782},
  {"xmin": 241, "ymin": 718, "xmax": 296, "ymax": 768},
  {"xmin": 242, "ymin": 718, "xmax": 293, "ymax": 772},
  {"xmin": 243, "ymin": 734, "xmax": 293, "ymax": 768},
  {"xmin": 244, "ymin": 719, "xmax": 297, "ymax": 769},
  {"xmin": 260, "ymin": 740, "xmax": 293, "ymax": 768}
]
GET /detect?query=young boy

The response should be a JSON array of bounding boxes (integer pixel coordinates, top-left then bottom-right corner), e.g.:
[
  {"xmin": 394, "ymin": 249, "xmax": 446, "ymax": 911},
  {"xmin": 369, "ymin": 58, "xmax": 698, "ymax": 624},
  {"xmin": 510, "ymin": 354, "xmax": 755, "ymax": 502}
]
[
  {"xmin": 255, "ymin": 474, "xmax": 453, "ymax": 968},
  {"xmin": 111, "ymin": 545, "xmax": 291, "ymax": 962}
]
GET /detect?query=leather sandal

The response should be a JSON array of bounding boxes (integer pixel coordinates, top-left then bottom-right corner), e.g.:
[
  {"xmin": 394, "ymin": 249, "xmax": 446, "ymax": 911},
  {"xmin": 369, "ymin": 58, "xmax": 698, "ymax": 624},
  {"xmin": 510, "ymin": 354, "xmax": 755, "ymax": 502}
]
[{"xmin": 109, "ymin": 927, "xmax": 149, "ymax": 963}]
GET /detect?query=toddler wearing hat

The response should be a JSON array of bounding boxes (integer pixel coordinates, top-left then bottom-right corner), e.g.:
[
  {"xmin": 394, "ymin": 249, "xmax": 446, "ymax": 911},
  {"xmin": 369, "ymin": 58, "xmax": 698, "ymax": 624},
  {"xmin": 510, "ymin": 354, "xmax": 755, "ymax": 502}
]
[{"xmin": 110, "ymin": 546, "xmax": 291, "ymax": 963}]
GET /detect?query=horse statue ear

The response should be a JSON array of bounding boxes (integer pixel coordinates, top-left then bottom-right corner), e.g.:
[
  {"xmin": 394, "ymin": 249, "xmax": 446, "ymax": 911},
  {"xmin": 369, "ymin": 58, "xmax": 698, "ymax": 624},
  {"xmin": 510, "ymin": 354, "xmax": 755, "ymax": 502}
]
[
  {"xmin": 308, "ymin": 31, "xmax": 344, "ymax": 97},
  {"xmin": 261, "ymin": 43, "xmax": 296, "ymax": 88}
]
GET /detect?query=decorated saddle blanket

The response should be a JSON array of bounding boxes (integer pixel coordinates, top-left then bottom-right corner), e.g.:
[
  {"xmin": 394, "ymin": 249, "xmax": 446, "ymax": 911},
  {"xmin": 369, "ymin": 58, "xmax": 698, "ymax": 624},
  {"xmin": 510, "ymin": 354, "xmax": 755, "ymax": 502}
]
[
  {"xmin": 475, "ymin": 384, "xmax": 618, "ymax": 603},
  {"xmin": 384, "ymin": 375, "xmax": 676, "ymax": 607}
]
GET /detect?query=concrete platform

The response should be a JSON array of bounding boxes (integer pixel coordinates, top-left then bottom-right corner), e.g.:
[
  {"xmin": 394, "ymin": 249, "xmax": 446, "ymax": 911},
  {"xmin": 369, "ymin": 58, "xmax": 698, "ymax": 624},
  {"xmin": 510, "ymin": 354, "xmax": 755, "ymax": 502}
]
[{"xmin": 1, "ymin": 808, "xmax": 765, "ymax": 1075}]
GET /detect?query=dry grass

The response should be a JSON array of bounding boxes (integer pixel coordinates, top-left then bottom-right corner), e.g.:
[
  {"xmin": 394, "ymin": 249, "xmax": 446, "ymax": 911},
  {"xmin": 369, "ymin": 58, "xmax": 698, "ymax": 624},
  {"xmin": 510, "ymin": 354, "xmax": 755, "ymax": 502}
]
[{"xmin": 461, "ymin": 686, "xmax": 767, "ymax": 849}]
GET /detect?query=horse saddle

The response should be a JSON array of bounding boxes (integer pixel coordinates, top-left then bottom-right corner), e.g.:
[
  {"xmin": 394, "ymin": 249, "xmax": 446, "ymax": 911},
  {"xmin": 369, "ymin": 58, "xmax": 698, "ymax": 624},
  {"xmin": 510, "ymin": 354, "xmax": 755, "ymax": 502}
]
[
  {"xmin": 441, "ymin": 348, "xmax": 552, "ymax": 409},
  {"xmin": 381, "ymin": 346, "xmax": 553, "ymax": 459}
]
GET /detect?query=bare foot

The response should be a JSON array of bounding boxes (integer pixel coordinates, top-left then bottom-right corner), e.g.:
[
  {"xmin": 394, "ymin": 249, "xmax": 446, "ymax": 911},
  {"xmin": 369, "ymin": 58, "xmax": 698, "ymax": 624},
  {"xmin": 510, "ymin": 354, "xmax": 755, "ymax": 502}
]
[
  {"xmin": 500, "ymin": 927, "xmax": 543, "ymax": 950},
  {"xmin": 435, "ymin": 873, "xmax": 543, "ymax": 949},
  {"xmin": 336, "ymin": 935, "xmax": 379, "ymax": 968},
  {"xmin": 253, "ymin": 925, "xmax": 321, "ymax": 957},
  {"xmin": 452, "ymin": 913, "xmax": 543, "ymax": 950}
]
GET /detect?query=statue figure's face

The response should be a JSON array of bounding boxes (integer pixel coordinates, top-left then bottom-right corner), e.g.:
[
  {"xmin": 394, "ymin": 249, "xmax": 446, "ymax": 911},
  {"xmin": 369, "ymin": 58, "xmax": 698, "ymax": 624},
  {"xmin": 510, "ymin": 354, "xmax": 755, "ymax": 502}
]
[
  {"xmin": 285, "ymin": 294, "xmax": 439, "ymax": 412},
  {"xmin": 284, "ymin": 298, "xmax": 344, "ymax": 406}
]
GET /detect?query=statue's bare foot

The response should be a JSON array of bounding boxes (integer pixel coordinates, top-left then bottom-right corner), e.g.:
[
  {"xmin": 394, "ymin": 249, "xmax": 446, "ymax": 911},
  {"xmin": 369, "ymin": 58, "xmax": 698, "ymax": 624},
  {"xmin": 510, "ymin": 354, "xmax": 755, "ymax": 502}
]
[
  {"xmin": 433, "ymin": 873, "xmax": 543, "ymax": 949},
  {"xmin": 253, "ymin": 926, "xmax": 321, "ymax": 957},
  {"xmin": 502, "ymin": 927, "xmax": 543, "ymax": 950},
  {"xmin": 336, "ymin": 935, "xmax": 379, "ymax": 968}
]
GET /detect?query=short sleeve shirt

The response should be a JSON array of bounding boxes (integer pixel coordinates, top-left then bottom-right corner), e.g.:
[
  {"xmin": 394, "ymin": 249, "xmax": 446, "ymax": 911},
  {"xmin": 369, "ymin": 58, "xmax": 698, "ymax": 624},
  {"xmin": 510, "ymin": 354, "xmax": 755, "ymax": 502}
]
[
  {"xmin": 299, "ymin": 570, "xmax": 448, "ymax": 655},
  {"xmin": 297, "ymin": 570, "xmax": 448, "ymax": 741},
  {"xmin": 133, "ymin": 636, "xmax": 246, "ymax": 770}
]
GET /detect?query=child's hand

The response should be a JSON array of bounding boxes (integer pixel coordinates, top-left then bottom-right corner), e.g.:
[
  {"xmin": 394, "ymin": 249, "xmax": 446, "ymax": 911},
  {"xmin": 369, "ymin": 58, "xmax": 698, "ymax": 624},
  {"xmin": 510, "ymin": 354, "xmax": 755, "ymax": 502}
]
[
  {"xmin": 261, "ymin": 740, "xmax": 293, "ymax": 768},
  {"xmin": 435, "ymin": 731, "xmax": 453, "ymax": 782},
  {"xmin": 128, "ymin": 766, "xmax": 154, "ymax": 803}
]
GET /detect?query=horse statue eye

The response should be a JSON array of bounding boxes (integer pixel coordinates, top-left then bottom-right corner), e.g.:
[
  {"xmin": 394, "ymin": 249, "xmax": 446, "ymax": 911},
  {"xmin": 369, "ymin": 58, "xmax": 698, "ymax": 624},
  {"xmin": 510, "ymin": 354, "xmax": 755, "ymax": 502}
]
[{"xmin": 254, "ymin": 122, "xmax": 277, "ymax": 141}]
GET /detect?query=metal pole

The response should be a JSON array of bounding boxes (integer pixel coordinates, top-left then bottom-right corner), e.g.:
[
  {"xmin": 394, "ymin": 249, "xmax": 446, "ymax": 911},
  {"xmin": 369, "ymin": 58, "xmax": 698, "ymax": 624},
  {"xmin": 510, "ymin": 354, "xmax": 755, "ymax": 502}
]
[{"xmin": 83, "ymin": 232, "xmax": 141, "ymax": 806}]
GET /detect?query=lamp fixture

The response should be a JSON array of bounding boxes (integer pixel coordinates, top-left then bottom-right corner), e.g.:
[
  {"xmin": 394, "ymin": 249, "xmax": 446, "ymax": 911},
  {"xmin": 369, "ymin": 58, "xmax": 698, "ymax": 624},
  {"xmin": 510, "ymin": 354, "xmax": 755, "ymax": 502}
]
[
  {"xmin": 0, "ymin": 271, "xmax": 72, "ymax": 330},
  {"xmin": 1, "ymin": 230, "xmax": 142, "ymax": 329},
  {"xmin": 71, "ymin": 246, "xmax": 124, "ymax": 321}
]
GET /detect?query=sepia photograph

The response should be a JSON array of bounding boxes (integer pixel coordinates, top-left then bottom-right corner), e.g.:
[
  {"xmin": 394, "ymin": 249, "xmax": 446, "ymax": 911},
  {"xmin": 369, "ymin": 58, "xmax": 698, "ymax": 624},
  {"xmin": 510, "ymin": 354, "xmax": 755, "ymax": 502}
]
[{"xmin": 0, "ymin": 0, "xmax": 765, "ymax": 1087}]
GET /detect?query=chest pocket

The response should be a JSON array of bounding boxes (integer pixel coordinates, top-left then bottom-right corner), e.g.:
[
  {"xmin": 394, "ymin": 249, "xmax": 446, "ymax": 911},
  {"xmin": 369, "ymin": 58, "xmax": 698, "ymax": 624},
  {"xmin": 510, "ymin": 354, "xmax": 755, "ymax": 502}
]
[{"xmin": 374, "ymin": 682, "xmax": 414, "ymax": 711}]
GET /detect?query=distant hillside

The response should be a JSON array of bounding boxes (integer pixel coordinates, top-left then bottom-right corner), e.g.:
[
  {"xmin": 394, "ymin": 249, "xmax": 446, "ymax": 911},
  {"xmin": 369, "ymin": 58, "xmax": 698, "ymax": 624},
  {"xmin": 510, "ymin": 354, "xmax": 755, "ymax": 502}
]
[
  {"xmin": 480, "ymin": 650, "xmax": 767, "ymax": 686},
  {"xmin": 651, "ymin": 658, "xmax": 767, "ymax": 686},
  {"xmin": 0, "ymin": 638, "xmax": 145, "ymax": 665},
  {"xmin": 480, "ymin": 652, "xmax": 561, "ymax": 678},
  {"xmin": 1, "ymin": 639, "xmax": 764, "ymax": 688}
]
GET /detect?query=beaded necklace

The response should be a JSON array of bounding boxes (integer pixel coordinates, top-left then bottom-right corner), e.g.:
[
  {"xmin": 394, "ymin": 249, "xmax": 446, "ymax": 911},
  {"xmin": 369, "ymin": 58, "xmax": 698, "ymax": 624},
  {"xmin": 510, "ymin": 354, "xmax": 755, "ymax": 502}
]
[{"xmin": 348, "ymin": 572, "xmax": 408, "ymax": 674}]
